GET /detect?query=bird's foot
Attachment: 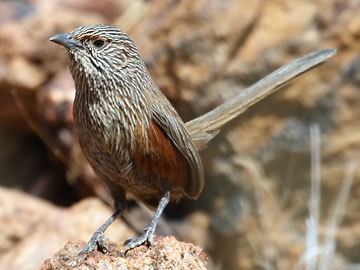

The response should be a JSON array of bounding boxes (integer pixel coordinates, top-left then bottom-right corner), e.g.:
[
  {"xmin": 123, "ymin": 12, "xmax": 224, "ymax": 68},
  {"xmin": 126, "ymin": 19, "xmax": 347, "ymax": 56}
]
[
  {"xmin": 79, "ymin": 232, "xmax": 109, "ymax": 255},
  {"xmin": 124, "ymin": 192, "xmax": 170, "ymax": 251},
  {"xmin": 124, "ymin": 226, "xmax": 155, "ymax": 250}
]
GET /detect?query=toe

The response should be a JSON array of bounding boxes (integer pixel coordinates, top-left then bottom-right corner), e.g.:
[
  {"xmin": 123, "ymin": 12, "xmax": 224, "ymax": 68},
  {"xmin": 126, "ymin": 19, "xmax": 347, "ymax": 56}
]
[
  {"xmin": 148, "ymin": 234, "xmax": 155, "ymax": 245},
  {"xmin": 125, "ymin": 236, "xmax": 144, "ymax": 249},
  {"xmin": 79, "ymin": 243, "xmax": 96, "ymax": 255},
  {"xmin": 125, "ymin": 232, "xmax": 150, "ymax": 249},
  {"xmin": 124, "ymin": 229, "xmax": 158, "ymax": 250},
  {"xmin": 79, "ymin": 232, "xmax": 109, "ymax": 255}
]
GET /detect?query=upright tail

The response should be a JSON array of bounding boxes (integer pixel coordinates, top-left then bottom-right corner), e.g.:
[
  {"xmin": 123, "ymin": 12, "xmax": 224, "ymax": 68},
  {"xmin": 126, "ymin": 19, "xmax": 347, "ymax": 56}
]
[{"xmin": 186, "ymin": 49, "xmax": 337, "ymax": 149}]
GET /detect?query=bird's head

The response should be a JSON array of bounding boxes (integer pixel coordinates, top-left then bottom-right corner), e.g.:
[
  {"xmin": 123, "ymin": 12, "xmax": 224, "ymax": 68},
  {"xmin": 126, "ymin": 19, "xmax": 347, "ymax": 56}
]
[{"xmin": 50, "ymin": 24, "xmax": 144, "ymax": 80}]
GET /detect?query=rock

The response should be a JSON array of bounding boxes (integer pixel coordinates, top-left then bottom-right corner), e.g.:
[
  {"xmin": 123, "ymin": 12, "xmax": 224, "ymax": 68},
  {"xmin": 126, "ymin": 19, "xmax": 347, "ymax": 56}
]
[
  {"xmin": 0, "ymin": 187, "xmax": 133, "ymax": 270},
  {"xmin": 41, "ymin": 236, "xmax": 208, "ymax": 270}
]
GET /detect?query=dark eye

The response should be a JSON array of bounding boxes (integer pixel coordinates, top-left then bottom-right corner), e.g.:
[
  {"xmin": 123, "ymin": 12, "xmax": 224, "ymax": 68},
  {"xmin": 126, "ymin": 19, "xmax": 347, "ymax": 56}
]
[{"xmin": 93, "ymin": 39, "xmax": 105, "ymax": 48}]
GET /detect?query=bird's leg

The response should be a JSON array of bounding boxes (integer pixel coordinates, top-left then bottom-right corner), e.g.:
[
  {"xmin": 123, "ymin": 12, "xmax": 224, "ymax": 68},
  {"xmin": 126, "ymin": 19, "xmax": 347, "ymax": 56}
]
[
  {"xmin": 125, "ymin": 191, "xmax": 170, "ymax": 250},
  {"xmin": 79, "ymin": 204, "xmax": 124, "ymax": 255}
]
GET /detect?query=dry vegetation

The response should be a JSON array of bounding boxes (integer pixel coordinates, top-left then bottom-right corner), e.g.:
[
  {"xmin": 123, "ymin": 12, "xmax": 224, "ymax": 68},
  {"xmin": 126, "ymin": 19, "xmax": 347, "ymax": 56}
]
[{"xmin": 0, "ymin": 0, "xmax": 359, "ymax": 269}]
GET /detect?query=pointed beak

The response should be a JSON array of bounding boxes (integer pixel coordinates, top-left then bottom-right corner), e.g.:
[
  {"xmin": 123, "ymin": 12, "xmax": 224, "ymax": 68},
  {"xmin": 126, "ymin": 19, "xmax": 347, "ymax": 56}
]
[{"xmin": 50, "ymin": 33, "xmax": 82, "ymax": 49}]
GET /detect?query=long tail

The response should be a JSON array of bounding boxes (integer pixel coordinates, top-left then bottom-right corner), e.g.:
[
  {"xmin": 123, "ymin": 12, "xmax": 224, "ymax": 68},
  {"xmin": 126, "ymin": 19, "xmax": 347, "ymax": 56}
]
[{"xmin": 186, "ymin": 49, "xmax": 337, "ymax": 149}]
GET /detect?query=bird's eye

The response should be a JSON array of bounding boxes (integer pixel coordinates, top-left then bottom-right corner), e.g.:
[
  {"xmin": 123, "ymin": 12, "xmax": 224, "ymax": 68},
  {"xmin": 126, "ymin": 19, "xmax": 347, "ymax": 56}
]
[{"xmin": 93, "ymin": 39, "xmax": 105, "ymax": 48}]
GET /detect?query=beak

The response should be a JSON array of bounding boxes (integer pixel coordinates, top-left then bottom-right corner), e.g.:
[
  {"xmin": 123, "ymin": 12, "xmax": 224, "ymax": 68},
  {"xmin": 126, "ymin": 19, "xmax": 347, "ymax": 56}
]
[{"xmin": 50, "ymin": 33, "xmax": 82, "ymax": 49}]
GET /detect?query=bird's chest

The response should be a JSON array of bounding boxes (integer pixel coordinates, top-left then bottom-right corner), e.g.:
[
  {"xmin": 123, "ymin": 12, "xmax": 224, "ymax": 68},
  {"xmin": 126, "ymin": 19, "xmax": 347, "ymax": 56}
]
[
  {"xmin": 73, "ymin": 90, "xmax": 153, "ymax": 180},
  {"xmin": 74, "ymin": 95, "xmax": 134, "ymax": 174},
  {"xmin": 75, "ymin": 98, "xmax": 119, "ymax": 143}
]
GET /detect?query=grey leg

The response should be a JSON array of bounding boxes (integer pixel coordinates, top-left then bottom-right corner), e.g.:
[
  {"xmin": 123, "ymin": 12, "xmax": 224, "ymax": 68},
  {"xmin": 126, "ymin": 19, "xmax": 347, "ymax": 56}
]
[
  {"xmin": 79, "ymin": 205, "xmax": 123, "ymax": 255},
  {"xmin": 125, "ymin": 191, "xmax": 170, "ymax": 250}
]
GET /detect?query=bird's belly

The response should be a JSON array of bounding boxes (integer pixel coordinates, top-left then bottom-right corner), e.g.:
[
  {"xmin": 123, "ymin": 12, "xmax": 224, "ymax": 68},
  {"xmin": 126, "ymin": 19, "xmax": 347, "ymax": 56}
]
[
  {"xmin": 74, "ymin": 117, "xmax": 128, "ymax": 180},
  {"xmin": 74, "ymin": 111, "xmax": 187, "ymax": 207},
  {"xmin": 80, "ymin": 136, "xmax": 119, "ymax": 179}
]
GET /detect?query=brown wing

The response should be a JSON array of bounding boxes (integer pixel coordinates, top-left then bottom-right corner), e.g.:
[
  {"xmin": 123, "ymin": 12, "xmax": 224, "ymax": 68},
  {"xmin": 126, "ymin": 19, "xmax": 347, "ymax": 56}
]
[
  {"xmin": 131, "ymin": 88, "xmax": 203, "ymax": 203},
  {"xmin": 149, "ymin": 93, "xmax": 204, "ymax": 199},
  {"xmin": 132, "ymin": 119, "xmax": 202, "ymax": 206},
  {"xmin": 133, "ymin": 120, "xmax": 189, "ymax": 198}
]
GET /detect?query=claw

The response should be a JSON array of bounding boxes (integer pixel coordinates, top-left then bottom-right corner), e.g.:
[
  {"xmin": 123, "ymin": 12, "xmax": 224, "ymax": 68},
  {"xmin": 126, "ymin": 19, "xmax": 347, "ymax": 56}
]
[
  {"xmin": 78, "ymin": 205, "xmax": 123, "ymax": 256},
  {"xmin": 79, "ymin": 232, "xmax": 109, "ymax": 255},
  {"xmin": 125, "ymin": 192, "xmax": 170, "ymax": 251},
  {"xmin": 125, "ymin": 227, "xmax": 155, "ymax": 250}
]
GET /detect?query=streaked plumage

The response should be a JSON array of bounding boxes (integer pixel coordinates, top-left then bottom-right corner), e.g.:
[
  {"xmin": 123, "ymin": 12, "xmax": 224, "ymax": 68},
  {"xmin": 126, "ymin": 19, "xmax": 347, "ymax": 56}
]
[
  {"xmin": 68, "ymin": 25, "xmax": 203, "ymax": 207},
  {"xmin": 50, "ymin": 24, "xmax": 335, "ymax": 251}
]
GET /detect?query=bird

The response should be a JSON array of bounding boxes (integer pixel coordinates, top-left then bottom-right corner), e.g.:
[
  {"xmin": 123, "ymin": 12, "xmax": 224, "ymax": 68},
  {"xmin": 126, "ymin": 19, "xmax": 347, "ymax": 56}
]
[{"xmin": 50, "ymin": 24, "xmax": 335, "ymax": 253}]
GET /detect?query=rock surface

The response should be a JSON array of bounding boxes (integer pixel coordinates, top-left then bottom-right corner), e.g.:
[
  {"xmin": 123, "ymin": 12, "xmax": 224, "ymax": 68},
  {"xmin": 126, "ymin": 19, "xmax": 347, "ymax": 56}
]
[
  {"xmin": 0, "ymin": 187, "xmax": 133, "ymax": 270},
  {"xmin": 41, "ymin": 237, "xmax": 207, "ymax": 270}
]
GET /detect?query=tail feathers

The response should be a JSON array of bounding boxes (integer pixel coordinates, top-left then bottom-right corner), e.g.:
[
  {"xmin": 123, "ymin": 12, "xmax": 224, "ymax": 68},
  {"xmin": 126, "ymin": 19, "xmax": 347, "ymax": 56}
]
[{"xmin": 186, "ymin": 49, "xmax": 337, "ymax": 149}]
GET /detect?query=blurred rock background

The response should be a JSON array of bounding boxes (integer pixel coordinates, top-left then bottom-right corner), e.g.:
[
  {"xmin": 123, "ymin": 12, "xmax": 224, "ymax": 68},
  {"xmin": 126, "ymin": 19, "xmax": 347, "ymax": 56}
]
[{"xmin": 0, "ymin": 0, "xmax": 359, "ymax": 269}]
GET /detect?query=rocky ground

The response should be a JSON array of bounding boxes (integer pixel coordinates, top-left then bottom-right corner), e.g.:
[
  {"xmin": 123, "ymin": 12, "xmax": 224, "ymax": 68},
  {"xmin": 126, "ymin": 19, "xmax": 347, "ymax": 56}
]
[
  {"xmin": 41, "ymin": 237, "xmax": 207, "ymax": 270},
  {"xmin": 0, "ymin": 0, "xmax": 359, "ymax": 269}
]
